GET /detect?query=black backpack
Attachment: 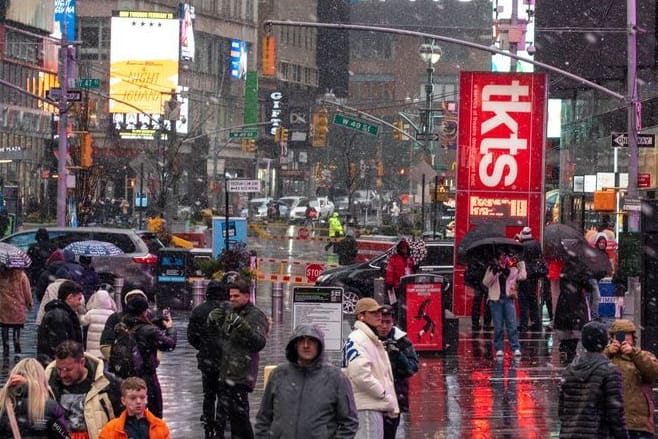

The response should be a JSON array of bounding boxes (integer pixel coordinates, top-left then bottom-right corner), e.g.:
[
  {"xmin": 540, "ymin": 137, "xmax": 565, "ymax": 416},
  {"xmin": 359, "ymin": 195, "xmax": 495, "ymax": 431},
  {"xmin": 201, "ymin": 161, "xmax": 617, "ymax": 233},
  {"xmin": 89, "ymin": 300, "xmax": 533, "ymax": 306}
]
[{"xmin": 109, "ymin": 322, "xmax": 145, "ymax": 378}]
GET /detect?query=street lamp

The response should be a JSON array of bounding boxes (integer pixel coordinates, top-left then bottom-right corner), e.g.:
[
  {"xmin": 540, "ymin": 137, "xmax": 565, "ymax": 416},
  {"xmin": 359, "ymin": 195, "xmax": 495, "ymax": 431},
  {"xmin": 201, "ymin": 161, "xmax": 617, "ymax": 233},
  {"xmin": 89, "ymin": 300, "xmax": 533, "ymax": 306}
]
[{"xmin": 418, "ymin": 41, "xmax": 441, "ymax": 168}]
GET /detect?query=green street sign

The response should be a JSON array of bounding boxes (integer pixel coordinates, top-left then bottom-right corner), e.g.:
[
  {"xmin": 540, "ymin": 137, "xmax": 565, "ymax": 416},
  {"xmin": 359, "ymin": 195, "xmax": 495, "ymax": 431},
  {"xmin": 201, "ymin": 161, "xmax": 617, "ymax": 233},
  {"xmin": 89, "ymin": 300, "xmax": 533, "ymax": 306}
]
[
  {"xmin": 229, "ymin": 130, "xmax": 257, "ymax": 139},
  {"xmin": 333, "ymin": 114, "xmax": 379, "ymax": 137},
  {"xmin": 79, "ymin": 78, "xmax": 101, "ymax": 89}
]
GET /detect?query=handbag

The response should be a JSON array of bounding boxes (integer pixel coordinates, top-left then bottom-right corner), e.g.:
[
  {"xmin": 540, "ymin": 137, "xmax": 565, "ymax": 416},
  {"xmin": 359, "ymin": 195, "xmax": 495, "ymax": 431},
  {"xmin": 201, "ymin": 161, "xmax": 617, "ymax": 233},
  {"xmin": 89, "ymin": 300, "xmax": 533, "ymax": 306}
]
[{"xmin": 6, "ymin": 400, "xmax": 22, "ymax": 439}]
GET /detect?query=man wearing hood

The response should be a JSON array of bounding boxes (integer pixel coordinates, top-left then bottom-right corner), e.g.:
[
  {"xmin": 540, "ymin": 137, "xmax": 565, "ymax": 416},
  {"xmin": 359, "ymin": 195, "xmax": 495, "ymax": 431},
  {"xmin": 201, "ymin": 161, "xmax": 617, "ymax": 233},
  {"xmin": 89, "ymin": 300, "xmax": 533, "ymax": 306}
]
[
  {"xmin": 255, "ymin": 324, "xmax": 358, "ymax": 438},
  {"xmin": 558, "ymin": 321, "xmax": 628, "ymax": 438},
  {"xmin": 342, "ymin": 297, "xmax": 399, "ymax": 439},
  {"xmin": 188, "ymin": 280, "xmax": 231, "ymax": 439}
]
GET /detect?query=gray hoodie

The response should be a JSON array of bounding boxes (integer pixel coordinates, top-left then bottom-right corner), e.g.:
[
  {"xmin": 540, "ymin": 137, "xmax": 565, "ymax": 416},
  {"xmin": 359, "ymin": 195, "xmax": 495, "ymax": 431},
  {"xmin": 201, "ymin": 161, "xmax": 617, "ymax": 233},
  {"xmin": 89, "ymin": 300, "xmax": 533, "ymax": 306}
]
[{"xmin": 255, "ymin": 324, "xmax": 359, "ymax": 439}]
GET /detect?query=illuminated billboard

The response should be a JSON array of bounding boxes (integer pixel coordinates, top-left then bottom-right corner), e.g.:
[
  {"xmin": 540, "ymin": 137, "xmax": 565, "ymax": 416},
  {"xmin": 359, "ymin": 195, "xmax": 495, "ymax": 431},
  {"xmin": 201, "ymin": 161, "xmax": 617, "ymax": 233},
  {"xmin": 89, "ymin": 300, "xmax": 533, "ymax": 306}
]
[
  {"xmin": 453, "ymin": 72, "xmax": 547, "ymax": 316},
  {"xmin": 109, "ymin": 11, "xmax": 179, "ymax": 114},
  {"xmin": 230, "ymin": 40, "xmax": 248, "ymax": 79},
  {"xmin": 54, "ymin": 0, "xmax": 76, "ymax": 41}
]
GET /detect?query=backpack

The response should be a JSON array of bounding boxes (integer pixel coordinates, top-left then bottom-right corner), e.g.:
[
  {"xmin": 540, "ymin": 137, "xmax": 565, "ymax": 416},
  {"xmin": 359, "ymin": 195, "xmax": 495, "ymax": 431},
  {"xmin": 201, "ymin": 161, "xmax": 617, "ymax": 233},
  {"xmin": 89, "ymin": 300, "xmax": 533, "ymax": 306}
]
[{"xmin": 109, "ymin": 322, "xmax": 145, "ymax": 378}]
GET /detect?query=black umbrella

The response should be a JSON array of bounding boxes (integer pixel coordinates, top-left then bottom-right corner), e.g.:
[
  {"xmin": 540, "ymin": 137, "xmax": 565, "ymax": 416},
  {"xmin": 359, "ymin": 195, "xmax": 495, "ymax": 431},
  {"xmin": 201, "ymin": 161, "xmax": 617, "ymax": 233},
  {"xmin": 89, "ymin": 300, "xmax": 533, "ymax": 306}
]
[
  {"xmin": 465, "ymin": 236, "xmax": 524, "ymax": 265},
  {"xmin": 562, "ymin": 239, "xmax": 611, "ymax": 277},
  {"xmin": 456, "ymin": 223, "xmax": 506, "ymax": 265},
  {"xmin": 543, "ymin": 223, "xmax": 587, "ymax": 260}
]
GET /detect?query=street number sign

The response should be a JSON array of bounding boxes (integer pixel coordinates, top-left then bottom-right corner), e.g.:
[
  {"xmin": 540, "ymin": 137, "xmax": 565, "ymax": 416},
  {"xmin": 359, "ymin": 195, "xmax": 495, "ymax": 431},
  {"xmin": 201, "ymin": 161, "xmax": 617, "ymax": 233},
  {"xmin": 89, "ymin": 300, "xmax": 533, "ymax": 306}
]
[
  {"xmin": 333, "ymin": 114, "xmax": 379, "ymax": 136},
  {"xmin": 79, "ymin": 78, "xmax": 101, "ymax": 89},
  {"xmin": 227, "ymin": 179, "xmax": 261, "ymax": 193},
  {"xmin": 229, "ymin": 130, "xmax": 257, "ymax": 139}
]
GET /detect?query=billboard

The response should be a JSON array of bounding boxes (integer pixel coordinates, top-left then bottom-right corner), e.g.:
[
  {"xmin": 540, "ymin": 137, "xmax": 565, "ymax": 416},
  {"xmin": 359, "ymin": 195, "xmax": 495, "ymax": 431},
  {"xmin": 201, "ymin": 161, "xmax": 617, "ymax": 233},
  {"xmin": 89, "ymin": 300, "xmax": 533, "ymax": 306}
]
[
  {"xmin": 230, "ymin": 39, "xmax": 248, "ymax": 79},
  {"xmin": 109, "ymin": 11, "xmax": 179, "ymax": 114},
  {"xmin": 179, "ymin": 3, "xmax": 195, "ymax": 61},
  {"xmin": 453, "ymin": 72, "xmax": 547, "ymax": 316},
  {"xmin": 54, "ymin": 0, "xmax": 75, "ymax": 41}
]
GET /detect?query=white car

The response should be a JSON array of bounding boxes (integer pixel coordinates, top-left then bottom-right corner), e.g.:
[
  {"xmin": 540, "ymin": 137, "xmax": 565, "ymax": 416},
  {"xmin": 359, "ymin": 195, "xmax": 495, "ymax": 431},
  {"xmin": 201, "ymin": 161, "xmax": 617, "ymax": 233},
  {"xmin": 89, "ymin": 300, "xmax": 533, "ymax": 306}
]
[
  {"xmin": 288, "ymin": 197, "xmax": 310, "ymax": 224},
  {"xmin": 310, "ymin": 196, "xmax": 335, "ymax": 220},
  {"xmin": 240, "ymin": 197, "xmax": 273, "ymax": 219}
]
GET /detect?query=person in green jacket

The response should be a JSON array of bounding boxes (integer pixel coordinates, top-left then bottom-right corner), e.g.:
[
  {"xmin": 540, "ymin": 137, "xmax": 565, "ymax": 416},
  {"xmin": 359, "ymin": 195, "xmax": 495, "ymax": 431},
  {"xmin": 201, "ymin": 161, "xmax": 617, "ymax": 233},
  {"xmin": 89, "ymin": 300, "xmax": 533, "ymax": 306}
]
[{"xmin": 325, "ymin": 212, "xmax": 344, "ymax": 251}]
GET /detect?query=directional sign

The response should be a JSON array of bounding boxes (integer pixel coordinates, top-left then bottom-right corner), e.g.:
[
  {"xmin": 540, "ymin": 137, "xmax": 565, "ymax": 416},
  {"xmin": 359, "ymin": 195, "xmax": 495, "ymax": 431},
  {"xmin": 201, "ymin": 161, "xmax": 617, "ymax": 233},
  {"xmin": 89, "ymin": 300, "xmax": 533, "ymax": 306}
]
[
  {"xmin": 611, "ymin": 132, "xmax": 655, "ymax": 147},
  {"xmin": 226, "ymin": 179, "xmax": 261, "ymax": 193},
  {"xmin": 46, "ymin": 88, "xmax": 82, "ymax": 102},
  {"xmin": 333, "ymin": 114, "xmax": 379, "ymax": 136},
  {"xmin": 229, "ymin": 130, "xmax": 257, "ymax": 139},
  {"xmin": 79, "ymin": 78, "xmax": 101, "ymax": 89},
  {"xmin": 416, "ymin": 132, "xmax": 440, "ymax": 141}
]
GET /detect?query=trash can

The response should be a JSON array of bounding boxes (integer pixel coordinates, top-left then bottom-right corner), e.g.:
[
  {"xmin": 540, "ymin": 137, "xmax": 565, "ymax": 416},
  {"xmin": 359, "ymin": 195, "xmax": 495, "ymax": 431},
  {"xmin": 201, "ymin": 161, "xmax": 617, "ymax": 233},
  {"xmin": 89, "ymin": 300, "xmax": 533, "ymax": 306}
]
[
  {"xmin": 398, "ymin": 273, "xmax": 446, "ymax": 353},
  {"xmin": 598, "ymin": 277, "xmax": 615, "ymax": 318}
]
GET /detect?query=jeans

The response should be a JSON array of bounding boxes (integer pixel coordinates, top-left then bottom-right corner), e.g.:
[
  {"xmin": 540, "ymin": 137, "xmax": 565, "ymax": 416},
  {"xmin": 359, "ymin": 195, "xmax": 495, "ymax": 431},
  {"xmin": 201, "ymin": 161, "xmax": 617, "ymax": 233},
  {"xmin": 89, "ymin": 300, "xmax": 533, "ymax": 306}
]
[
  {"xmin": 355, "ymin": 410, "xmax": 384, "ymax": 439},
  {"xmin": 518, "ymin": 279, "xmax": 540, "ymax": 329},
  {"xmin": 489, "ymin": 297, "xmax": 520, "ymax": 352},
  {"xmin": 587, "ymin": 278, "xmax": 601, "ymax": 319},
  {"xmin": 216, "ymin": 383, "xmax": 253, "ymax": 439}
]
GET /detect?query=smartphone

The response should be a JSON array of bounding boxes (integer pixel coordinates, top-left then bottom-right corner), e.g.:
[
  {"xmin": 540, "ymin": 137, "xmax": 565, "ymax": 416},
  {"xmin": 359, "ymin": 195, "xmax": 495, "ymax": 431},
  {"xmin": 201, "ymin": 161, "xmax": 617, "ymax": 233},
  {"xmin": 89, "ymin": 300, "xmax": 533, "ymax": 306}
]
[
  {"xmin": 615, "ymin": 331, "xmax": 626, "ymax": 343},
  {"xmin": 162, "ymin": 308, "xmax": 171, "ymax": 321}
]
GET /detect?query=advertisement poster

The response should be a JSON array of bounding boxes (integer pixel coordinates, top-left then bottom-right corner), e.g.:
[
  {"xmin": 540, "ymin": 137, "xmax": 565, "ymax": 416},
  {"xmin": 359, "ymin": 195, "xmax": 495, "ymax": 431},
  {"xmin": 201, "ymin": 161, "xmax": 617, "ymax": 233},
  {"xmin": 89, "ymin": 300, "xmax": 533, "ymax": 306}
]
[
  {"xmin": 453, "ymin": 72, "xmax": 547, "ymax": 316},
  {"xmin": 405, "ymin": 282, "xmax": 443, "ymax": 352},
  {"xmin": 109, "ymin": 11, "xmax": 179, "ymax": 114}
]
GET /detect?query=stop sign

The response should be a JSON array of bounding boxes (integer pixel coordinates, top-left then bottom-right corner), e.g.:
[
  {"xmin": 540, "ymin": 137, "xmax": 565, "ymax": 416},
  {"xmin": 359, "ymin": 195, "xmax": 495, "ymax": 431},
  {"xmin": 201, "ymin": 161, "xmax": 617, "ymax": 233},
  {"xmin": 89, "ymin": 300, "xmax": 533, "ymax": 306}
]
[
  {"xmin": 305, "ymin": 263, "xmax": 324, "ymax": 283},
  {"xmin": 298, "ymin": 227, "xmax": 309, "ymax": 239}
]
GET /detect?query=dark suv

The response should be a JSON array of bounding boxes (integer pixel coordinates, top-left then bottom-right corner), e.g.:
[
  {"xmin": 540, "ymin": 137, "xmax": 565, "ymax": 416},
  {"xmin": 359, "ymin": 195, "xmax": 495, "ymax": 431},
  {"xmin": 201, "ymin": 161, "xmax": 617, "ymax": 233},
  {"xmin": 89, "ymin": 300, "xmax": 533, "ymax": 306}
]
[
  {"xmin": 315, "ymin": 240, "xmax": 454, "ymax": 314},
  {"xmin": 1, "ymin": 227, "xmax": 158, "ymax": 297}
]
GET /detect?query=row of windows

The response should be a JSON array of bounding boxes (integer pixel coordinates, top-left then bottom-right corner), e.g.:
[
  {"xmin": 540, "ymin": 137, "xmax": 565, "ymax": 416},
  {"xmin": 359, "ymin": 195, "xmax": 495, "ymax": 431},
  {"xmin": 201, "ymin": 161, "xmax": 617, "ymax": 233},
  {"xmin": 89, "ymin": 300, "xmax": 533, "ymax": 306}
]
[
  {"xmin": 279, "ymin": 62, "xmax": 318, "ymax": 87},
  {"xmin": 278, "ymin": 26, "xmax": 316, "ymax": 51},
  {"xmin": 194, "ymin": 0, "xmax": 255, "ymax": 22}
]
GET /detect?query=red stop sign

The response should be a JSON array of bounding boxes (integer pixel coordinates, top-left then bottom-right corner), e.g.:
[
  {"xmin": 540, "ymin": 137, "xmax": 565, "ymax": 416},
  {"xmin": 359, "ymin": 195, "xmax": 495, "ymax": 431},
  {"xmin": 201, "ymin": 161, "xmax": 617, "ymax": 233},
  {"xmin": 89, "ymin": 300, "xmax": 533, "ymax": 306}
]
[
  {"xmin": 298, "ymin": 227, "xmax": 309, "ymax": 239},
  {"xmin": 305, "ymin": 263, "xmax": 324, "ymax": 283}
]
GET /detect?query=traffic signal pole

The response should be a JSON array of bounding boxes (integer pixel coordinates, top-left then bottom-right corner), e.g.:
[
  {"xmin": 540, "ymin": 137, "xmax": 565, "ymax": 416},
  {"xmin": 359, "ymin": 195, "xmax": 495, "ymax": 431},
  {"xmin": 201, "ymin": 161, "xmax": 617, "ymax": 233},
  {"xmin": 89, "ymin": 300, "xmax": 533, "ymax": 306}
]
[{"xmin": 57, "ymin": 21, "xmax": 70, "ymax": 226}]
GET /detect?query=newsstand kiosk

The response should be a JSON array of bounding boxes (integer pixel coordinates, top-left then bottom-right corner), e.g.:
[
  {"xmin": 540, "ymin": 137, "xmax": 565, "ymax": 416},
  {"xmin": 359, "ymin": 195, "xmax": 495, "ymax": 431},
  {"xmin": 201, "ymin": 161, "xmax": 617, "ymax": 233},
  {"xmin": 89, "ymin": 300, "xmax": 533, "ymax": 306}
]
[{"xmin": 398, "ymin": 273, "xmax": 457, "ymax": 353}]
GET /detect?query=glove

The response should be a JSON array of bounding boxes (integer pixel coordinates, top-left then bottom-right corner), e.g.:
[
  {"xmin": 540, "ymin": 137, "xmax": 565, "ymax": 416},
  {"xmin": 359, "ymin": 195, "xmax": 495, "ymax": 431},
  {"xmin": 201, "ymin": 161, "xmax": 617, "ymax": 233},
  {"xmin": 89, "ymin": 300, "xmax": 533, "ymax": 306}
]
[{"xmin": 222, "ymin": 312, "xmax": 242, "ymax": 334}]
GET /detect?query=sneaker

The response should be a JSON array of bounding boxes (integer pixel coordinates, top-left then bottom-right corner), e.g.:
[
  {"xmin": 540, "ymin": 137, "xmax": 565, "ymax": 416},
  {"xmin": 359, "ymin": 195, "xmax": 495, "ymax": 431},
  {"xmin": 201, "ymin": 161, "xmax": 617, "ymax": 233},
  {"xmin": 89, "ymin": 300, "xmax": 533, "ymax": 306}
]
[
  {"xmin": 513, "ymin": 349, "xmax": 522, "ymax": 356},
  {"xmin": 495, "ymin": 350, "xmax": 504, "ymax": 357}
]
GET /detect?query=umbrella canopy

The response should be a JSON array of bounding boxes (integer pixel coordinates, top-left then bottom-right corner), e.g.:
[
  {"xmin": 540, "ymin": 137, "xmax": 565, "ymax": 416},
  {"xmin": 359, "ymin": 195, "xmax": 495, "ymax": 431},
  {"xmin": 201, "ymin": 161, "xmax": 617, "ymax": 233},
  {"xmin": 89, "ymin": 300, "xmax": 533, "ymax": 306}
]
[
  {"xmin": 64, "ymin": 240, "xmax": 124, "ymax": 257},
  {"xmin": 0, "ymin": 243, "xmax": 31, "ymax": 268},
  {"xmin": 465, "ymin": 236, "xmax": 524, "ymax": 265},
  {"xmin": 562, "ymin": 239, "xmax": 611, "ymax": 278},
  {"xmin": 456, "ymin": 223, "xmax": 506, "ymax": 265},
  {"xmin": 543, "ymin": 223, "xmax": 587, "ymax": 260}
]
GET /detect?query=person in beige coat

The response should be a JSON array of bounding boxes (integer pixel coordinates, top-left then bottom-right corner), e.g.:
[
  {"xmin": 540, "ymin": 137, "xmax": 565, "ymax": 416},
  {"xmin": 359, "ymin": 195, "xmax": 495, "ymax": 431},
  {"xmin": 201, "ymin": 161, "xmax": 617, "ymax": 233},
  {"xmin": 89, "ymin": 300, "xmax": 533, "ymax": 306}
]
[
  {"xmin": 0, "ymin": 267, "xmax": 32, "ymax": 356},
  {"xmin": 342, "ymin": 297, "xmax": 399, "ymax": 439}
]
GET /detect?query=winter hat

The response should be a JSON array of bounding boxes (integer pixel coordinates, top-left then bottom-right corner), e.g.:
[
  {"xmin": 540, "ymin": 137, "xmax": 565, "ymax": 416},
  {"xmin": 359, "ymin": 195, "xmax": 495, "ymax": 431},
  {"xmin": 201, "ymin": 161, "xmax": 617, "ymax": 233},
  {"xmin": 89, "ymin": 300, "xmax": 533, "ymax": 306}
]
[
  {"xmin": 124, "ymin": 289, "xmax": 148, "ymax": 305},
  {"xmin": 581, "ymin": 321, "xmax": 609, "ymax": 352},
  {"xmin": 608, "ymin": 319, "xmax": 637, "ymax": 336},
  {"xmin": 518, "ymin": 227, "xmax": 533, "ymax": 241},
  {"xmin": 206, "ymin": 280, "xmax": 228, "ymax": 301},
  {"xmin": 125, "ymin": 296, "xmax": 149, "ymax": 315}
]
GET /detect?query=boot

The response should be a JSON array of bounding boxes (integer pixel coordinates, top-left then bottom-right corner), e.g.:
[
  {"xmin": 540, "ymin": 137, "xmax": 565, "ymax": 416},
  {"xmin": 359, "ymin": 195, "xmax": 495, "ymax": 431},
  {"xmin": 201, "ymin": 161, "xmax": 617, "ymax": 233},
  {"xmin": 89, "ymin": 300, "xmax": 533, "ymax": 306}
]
[{"xmin": 12, "ymin": 328, "xmax": 20, "ymax": 354}]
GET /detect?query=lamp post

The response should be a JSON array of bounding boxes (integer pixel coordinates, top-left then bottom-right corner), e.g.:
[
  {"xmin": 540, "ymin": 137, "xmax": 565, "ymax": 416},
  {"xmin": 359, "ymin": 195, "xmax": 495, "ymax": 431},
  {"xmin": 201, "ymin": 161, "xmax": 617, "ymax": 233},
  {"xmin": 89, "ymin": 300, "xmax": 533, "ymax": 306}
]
[{"xmin": 419, "ymin": 41, "xmax": 441, "ymax": 168}]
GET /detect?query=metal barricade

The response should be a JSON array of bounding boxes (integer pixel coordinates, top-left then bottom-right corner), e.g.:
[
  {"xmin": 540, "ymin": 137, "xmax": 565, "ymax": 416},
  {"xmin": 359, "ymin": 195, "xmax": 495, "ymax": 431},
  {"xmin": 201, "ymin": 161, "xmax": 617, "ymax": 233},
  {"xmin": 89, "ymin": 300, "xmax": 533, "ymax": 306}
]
[
  {"xmin": 113, "ymin": 277, "xmax": 125, "ymax": 312},
  {"xmin": 192, "ymin": 279, "xmax": 205, "ymax": 307},
  {"xmin": 271, "ymin": 282, "xmax": 284, "ymax": 323}
]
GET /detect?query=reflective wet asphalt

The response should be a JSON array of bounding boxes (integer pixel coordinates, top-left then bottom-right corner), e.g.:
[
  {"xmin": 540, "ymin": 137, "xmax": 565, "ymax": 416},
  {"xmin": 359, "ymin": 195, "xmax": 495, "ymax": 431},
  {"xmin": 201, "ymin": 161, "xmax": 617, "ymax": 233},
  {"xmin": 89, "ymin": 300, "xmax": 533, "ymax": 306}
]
[{"xmin": 1, "ymin": 288, "xmax": 566, "ymax": 439}]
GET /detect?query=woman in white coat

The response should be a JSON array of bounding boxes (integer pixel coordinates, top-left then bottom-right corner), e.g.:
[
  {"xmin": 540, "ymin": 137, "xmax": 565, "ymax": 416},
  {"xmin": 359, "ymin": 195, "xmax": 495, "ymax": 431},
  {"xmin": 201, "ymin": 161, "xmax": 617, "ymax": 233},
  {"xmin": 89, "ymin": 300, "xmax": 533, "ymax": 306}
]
[{"xmin": 80, "ymin": 286, "xmax": 117, "ymax": 359}]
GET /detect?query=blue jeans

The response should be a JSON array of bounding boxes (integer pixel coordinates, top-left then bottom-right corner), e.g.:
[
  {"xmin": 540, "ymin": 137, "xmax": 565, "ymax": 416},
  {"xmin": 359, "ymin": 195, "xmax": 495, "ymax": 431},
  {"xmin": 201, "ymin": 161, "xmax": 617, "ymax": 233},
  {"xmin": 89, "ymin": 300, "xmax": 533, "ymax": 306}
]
[{"xmin": 489, "ymin": 297, "xmax": 520, "ymax": 352}]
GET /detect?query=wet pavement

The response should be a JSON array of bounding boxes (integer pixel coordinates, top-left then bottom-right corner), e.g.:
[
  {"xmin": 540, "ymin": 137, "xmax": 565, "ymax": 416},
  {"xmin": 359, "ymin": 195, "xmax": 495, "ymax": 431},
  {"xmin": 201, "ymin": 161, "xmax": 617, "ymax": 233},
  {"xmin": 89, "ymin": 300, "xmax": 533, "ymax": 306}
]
[{"xmin": 0, "ymin": 286, "xmax": 566, "ymax": 438}]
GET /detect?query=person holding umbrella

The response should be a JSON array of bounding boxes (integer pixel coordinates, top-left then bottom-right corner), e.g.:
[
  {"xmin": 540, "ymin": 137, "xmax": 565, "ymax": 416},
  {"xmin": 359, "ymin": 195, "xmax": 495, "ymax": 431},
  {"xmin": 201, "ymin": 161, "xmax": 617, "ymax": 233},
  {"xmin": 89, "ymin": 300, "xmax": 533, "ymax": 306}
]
[{"xmin": 482, "ymin": 249, "xmax": 525, "ymax": 358}]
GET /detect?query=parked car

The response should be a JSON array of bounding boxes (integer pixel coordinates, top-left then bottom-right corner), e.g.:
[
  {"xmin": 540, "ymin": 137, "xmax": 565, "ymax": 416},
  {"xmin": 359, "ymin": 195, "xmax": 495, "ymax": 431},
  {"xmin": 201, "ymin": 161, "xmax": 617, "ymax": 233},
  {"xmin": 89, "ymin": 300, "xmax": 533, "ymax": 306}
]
[
  {"xmin": 333, "ymin": 195, "xmax": 349, "ymax": 214},
  {"xmin": 240, "ymin": 197, "xmax": 273, "ymax": 219},
  {"xmin": 288, "ymin": 197, "xmax": 310, "ymax": 224},
  {"xmin": 1, "ymin": 227, "xmax": 158, "ymax": 298},
  {"xmin": 316, "ymin": 239, "xmax": 454, "ymax": 314},
  {"xmin": 352, "ymin": 190, "xmax": 379, "ymax": 212},
  {"xmin": 310, "ymin": 196, "xmax": 335, "ymax": 220}
]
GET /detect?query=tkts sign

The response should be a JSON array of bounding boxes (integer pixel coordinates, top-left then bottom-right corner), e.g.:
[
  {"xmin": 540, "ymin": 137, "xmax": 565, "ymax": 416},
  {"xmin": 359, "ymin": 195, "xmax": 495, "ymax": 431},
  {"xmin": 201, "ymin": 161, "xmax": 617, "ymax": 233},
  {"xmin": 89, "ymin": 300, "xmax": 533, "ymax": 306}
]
[{"xmin": 453, "ymin": 72, "xmax": 547, "ymax": 316}]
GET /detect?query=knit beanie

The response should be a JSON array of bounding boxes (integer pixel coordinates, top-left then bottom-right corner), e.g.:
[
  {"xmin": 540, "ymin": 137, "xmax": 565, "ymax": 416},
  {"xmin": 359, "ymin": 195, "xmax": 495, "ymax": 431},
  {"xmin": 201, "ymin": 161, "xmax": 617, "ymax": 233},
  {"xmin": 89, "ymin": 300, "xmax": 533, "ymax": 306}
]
[{"xmin": 581, "ymin": 321, "xmax": 609, "ymax": 352}]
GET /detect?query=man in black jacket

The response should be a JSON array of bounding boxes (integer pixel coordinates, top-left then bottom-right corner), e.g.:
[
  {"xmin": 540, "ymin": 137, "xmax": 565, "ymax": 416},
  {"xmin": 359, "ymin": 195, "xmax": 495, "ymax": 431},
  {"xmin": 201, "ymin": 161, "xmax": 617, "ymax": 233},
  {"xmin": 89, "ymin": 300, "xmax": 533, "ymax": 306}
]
[
  {"xmin": 559, "ymin": 321, "xmax": 629, "ymax": 438},
  {"xmin": 376, "ymin": 305, "xmax": 419, "ymax": 439},
  {"xmin": 37, "ymin": 280, "xmax": 84, "ymax": 366},
  {"xmin": 188, "ymin": 280, "xmax": 231, "ymax": 439},
  {"xmin": 516, "ymin": 227, "xmax": 545, "ymax": 331},
  {"xmin": 207, "ymin": 276, "xmax": 268, "ymax": 439}
]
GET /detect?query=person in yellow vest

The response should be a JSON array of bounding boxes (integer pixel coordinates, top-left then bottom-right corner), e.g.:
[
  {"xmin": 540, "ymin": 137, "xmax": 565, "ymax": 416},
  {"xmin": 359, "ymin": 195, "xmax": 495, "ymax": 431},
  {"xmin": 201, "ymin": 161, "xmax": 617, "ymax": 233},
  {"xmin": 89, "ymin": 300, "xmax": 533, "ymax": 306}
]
[{"xmin": 325, "ymin": 212, "xmax": 344, "ymax": 251}]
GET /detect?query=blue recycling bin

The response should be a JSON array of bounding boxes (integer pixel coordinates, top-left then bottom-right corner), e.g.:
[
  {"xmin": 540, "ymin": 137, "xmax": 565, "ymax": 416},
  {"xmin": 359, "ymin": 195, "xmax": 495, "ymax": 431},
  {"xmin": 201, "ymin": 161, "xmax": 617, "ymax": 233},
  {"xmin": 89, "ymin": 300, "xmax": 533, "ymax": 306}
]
[{"xmin": 598, "ymin": 278, "xmax": 615, "ymax": 318}]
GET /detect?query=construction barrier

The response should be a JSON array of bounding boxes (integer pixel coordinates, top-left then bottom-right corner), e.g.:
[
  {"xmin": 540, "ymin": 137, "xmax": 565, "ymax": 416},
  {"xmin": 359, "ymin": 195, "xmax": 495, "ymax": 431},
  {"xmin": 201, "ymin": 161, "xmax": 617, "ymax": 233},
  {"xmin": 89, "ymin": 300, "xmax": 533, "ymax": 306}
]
[{"xmin": 255, "ymin": 257, "xmax": 339, "ymax": 285}]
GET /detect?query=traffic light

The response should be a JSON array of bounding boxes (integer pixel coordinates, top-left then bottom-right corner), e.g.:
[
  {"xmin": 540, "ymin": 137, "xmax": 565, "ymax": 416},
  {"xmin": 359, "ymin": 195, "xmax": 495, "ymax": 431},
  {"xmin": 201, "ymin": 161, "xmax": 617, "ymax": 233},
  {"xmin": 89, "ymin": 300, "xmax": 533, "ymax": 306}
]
[
  {"xmin": 393, "ymin": 119, "xmax": 403, "ymax": 141},
  {"xmin": 80, "ymin": 132, "xmax": 93, "ymax": 167},
  {"xmin": 312, "ymin": 108, "xmax": 329, "ymax": 147},
  {"xmin": 350, "ymin": 163, "xmax": 356, "ymax": 179},
  {"xmin": 377, "ymin": 160, "xmax": 384, "ymax": 177},
  {"xmin": 274, "ymin": 127, "xmax": 281, "ymax": 142},
  {"xmin": 281, "ymin": 128, "xmax": 289, "ymax": 142},
  {"xmin": 241, "ymin": 139, "xmax": 256, "ymax": 153},
  {"xmin": 400, "ymin": 167, "xmax": 406, "ymax": 176}
]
